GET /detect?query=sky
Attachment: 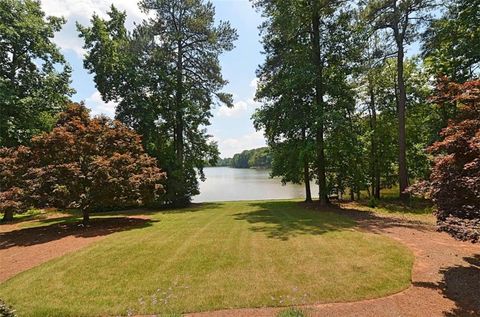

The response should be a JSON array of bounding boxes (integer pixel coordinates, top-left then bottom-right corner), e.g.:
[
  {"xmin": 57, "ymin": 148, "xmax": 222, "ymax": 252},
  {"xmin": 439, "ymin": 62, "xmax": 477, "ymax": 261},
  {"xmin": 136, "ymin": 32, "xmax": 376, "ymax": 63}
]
[{"xmin": 40, "ymin": 0, "xmax": 267, "ymax": 158}]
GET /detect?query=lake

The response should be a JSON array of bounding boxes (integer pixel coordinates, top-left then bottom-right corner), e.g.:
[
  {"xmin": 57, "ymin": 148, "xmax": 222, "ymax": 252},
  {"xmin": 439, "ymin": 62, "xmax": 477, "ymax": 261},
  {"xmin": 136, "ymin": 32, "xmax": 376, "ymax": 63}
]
[{"xmin": 193, "ymin": 167, "xmax": 313, "ymax": 202}]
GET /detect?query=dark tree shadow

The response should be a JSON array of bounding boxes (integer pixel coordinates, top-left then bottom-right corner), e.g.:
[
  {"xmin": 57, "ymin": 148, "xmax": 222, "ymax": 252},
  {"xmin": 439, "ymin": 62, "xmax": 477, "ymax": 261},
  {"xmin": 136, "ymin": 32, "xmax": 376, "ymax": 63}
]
[
  {"xmin": 300, "ymin": 201, "xmax": 433, "ymax": 234},
  {"xmin": 94, "ymin": 202, "xmax": 225, "ymax": 216},
  {"xmin": 0, "ymin": 217, "xmax": 155, "ymax": 250},
  {"xmin": 413, "ymin": 255, "xmax": 480, "ymax": 317},
  {"xmin": 232, "ymin": 201, "xmax": 355, "ymax": 240}
]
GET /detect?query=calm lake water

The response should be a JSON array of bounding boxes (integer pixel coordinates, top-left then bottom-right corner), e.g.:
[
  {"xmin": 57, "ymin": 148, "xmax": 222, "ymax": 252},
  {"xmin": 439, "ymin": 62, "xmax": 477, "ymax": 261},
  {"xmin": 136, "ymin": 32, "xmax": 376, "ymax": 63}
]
[{"xmin": 193, "ymin": 167, "xmax": 313, "ymax": 202}]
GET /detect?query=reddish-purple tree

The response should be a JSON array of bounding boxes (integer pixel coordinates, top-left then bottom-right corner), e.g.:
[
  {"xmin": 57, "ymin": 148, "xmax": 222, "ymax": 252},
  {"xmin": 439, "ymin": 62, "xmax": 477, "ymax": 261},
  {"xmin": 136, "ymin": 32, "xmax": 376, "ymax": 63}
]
[
  {"xmin": 429, "ymin": 79, "xmax": 480, "ymax": 242},
  {"xmin": 0, "ymin": 146, "xmax": 31, "ymax": 221},
  {"xmin": 0, "ymin": 103, "xmax": 166, "ymax": 224}
]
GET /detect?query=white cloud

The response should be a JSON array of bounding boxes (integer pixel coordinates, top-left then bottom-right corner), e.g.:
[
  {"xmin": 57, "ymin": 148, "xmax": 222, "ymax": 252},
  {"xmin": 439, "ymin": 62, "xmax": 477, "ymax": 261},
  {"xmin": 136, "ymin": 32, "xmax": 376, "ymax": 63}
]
[
  {"xmin": 249, "ymin": 77, "xmax": 258, "ymax": 89},
  {"xmin": 217, "ymin": 130, "xmax": 266, "ymax": 158},
  {"xmin": 41, "ymin": 0, "xmax": 143, "ymax": 22},
  {"xmin": 217, "ymin": 100, "xmax": 248, "ymax": 117},
  {"xmin": 85, "ymin": 90, "xmax": 117, "ymax": 118},
  {"xmin": 217, "ymin": 98, "xmax": 260, "ymax": 117},
  {"xmin": 40, "ymin": 0, "xmax": 145, "ymax": 57}
]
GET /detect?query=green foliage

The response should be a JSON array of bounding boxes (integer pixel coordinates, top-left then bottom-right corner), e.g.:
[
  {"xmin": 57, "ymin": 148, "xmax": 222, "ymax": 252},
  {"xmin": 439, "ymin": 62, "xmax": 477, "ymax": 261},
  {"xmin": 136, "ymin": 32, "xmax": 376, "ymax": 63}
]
[
  {"xmin": 423, "ymin": 0, "xmax": 480, "ymax": 81},
  {"xmin": 227, "ymin": 147, "xmax": 272, "ymax": 169},
  {"xmin": 253, "ymin": 0, "xmax": 361, "ymax": 203},
  {"xmin": 368, "ymin": 197, "xmax": 378, "ymax": 208},
  {"xmin": 0, "ymin": 0, "xmax": 74, "ymax": 147},
  {"xmin": 78, "ymin": 2, "xmax": 237, "ymax": 206},
  {"xmin": 214, "ymin": 157, "xmax": 232, "ymax": 167}
]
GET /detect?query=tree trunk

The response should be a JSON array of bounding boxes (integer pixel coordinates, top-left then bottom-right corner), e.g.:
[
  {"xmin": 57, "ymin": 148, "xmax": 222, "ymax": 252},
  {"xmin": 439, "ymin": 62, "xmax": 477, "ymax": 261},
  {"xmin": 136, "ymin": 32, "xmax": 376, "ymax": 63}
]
[
  {"xmin": 82, "ymin": 208, "xmax": 90, "ymax": 226},
  {"xmin": 2, "ymin": 209, "xmax": 14, "ymax": 222},
  {"xmin": 368, "ymin": 81, "xmax": 381, "ymax": 200},
  {"xmin": 173, "ymin": 40, "xmax": 186, "ymax": 204},
  {"xmin": 304, "ymin": 162, "xmax": 312, "ymax": 203},
  {"xmin": 302, "ymin": 128, "xmax": 312, "ymax": 203},
  {"xmin": 311, "ymin": 7, "xmax": 328, "ymax": 206},
  {"xmin": 350, "ymin": 188, "xmax": 355, "ymax": 201},
  {"xmin": 175, "ymin": 41, "xmax": 185, "ymax": 169},
  {"xmin": 396, "ymin": 38, "xmax": 409, "ymax": 201}
]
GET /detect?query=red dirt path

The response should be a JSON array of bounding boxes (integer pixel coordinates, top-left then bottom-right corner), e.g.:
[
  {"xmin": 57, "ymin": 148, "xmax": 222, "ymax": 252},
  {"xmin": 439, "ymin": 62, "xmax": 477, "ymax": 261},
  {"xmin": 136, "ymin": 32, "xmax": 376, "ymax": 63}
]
[{"xmin": 0, "ymin": 216, "xmax": 151, "ymax": 282}]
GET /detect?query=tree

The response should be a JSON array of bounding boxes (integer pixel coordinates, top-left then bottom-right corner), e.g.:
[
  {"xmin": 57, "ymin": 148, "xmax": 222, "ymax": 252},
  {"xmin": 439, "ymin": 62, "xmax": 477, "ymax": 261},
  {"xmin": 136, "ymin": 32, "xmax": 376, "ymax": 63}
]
[
  {"xmin": 227, "ymin": 147, "xmax": 272, "ymax": 169},
  {"xmin": 0, "ymin": 104, "xmax": 166, "ymax": 224},
  {"xmin": 0, "ymin": 146, "xmax": 29, "ymax": 221},
  {"xmin": 0, "ymin": 0, "xmax": 74, "ymax": 147},
  {"xmin": 253, "ymin": 0, "xmax": 359, "ymax": 205},
  {"xmin": 423, "ymin": 0, "xmax": 480, "ymax": 82},
  {"xmin": 78, "ymin": 2, "xmax": 237, "ymax": 206},
  {"xmin": 424, "ymin": 79, "xmax": 480, "ymax": 242},
  {"xmin": 252, "ymin": 0, "xmax": 316, "ymax": 202},
  {"xmin": 362, "ymin": 0, "xmax": 436, "ymax": 200}
]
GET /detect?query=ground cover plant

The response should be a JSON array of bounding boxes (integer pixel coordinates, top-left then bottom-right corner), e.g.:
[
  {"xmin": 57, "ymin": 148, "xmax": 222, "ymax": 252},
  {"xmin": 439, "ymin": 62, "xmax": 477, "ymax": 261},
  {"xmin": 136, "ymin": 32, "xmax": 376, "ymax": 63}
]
[{"xmin": 0, "ymin": 201, "xmax": 413, "ymax": 316}]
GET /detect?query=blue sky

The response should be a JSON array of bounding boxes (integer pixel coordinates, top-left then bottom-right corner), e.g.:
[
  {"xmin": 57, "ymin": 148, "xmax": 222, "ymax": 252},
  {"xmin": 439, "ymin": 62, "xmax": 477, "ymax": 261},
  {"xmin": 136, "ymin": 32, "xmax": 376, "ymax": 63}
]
[{"xmin": 40, "ymin": 0, "xmax": 266, "ymax": 158}]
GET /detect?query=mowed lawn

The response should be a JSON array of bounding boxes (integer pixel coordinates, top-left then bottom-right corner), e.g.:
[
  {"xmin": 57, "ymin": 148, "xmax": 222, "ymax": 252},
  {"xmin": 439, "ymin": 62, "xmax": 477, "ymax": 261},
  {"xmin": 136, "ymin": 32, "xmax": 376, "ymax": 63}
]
[{"xmin": 0, "ymin": 201, "xmax": 413, "ymax": 316}]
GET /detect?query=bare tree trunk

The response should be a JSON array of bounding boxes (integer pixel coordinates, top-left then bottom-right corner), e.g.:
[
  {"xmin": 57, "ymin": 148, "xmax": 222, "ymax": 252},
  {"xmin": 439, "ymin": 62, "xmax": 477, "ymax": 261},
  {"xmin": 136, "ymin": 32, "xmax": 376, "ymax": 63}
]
[
  {"xmin": 302, "ymin": 128, "xmax": 312, "ymax": 203},
  {"xmin": 175, "ymin": 41, "xmax": 185, "ymax": 170},
  {"xmin": 2, "ymin": 209, "xmax": 14, "ymax": 222},
  {"xmin": 304, "ymin": 162, "xmax": 312, "ymax": 203},
  {"xmin": 173, "ymin": 39, "xmax": 186, "ymax": 205},
  {"xmin": 396, "ymin": 38, "xmax": 409, "ymax": 201},
  {"xmin": 82, "ymin": 207, "xmax": 90, "ymax": 226},
  {"xmin": 311, "ymin": 6, "xmax": 328, "ymax": 206},
  {"xmin": 368, "ymin": 81, "xmax": 381, "ymax": 200}
]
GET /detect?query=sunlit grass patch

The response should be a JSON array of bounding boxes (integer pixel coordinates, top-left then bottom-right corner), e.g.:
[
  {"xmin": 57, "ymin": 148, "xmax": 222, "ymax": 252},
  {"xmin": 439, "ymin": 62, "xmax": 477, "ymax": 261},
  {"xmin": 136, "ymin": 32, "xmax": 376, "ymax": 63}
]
[{"xmin": 0, "ymin": 201, "xmax": 413, "ymax": 316}]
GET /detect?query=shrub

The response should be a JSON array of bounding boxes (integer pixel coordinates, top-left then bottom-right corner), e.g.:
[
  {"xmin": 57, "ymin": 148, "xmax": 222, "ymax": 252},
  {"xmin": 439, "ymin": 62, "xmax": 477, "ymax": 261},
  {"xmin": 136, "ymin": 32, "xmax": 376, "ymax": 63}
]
[
  {"xmin": 368, "ymin": 197, "xmax": 378, "ymax": 208},
  {"xmin": 276, "ymin": 308, "xmax": 306, "ymax": 317}
]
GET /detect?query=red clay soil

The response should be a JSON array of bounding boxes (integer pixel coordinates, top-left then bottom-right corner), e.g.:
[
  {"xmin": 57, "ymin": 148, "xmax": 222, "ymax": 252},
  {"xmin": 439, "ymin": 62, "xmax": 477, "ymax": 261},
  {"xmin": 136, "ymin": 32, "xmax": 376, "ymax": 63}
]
[
  {"xmin": 0, "ymin": 216, "xmax": 151, "ymax": 283},
  {"xmin": 186, "ymin": 210, "xmax": 480, "ymax": 317}
]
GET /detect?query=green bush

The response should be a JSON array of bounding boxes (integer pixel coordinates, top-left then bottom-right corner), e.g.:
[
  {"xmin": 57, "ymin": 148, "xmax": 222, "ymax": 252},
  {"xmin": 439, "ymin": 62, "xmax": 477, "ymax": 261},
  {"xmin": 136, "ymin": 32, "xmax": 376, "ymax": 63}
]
[
  {"xmin": 368, "ymin": 197, "xmax": 378, "ymax": 208},
  {"xmin": 277, "ymin": 308, "xmax": 306, "ymax": 317}
]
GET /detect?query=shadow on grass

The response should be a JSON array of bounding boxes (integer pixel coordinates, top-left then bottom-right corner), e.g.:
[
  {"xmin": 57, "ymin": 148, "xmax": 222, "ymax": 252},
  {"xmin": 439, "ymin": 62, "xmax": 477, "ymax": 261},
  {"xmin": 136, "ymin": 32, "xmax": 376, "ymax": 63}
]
[
  {"xmin": 0, "ymin": 217, "xmax": 155, "ymax": 250},
  {"xmin": 232, "ymin": 201, "xmax": 355, "ymax": 240},
  {"xmin": 3, "ymin": 202, "xmax": 224, "ymax": 229},
  {"xmin": 353, "ymin": 196, "xmax": 434, "ymax": 215},
  {"xmin": 413, "ymin": 254, "xmax": 480, "ymax": 317},
  {"xmin": 88, "ymin": 202, "xmax": 224, "ymax": 216}
]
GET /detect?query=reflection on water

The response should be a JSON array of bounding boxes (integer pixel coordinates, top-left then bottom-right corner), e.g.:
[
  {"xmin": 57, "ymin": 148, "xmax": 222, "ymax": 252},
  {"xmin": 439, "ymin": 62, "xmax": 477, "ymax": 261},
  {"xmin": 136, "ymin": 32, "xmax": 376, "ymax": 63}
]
[{"xmin": 193, "ymin": 167, "xmax": 314, "ymax": 202}]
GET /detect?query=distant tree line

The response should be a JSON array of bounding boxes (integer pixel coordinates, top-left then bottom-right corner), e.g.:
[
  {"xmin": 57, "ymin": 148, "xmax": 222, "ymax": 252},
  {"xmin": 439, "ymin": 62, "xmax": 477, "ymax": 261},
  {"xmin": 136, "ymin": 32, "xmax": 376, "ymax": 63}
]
[{"xmin": 213, "ymin": 147, "xmax": 272, "ymax": 169}]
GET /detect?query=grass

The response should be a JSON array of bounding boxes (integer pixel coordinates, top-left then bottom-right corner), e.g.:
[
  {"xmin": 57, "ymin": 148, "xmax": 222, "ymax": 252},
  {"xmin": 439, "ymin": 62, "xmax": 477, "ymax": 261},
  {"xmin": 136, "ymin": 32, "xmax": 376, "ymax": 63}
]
[
  {"xmin": 0, "ymin": 200, "xmax": 413, "ymax": 316},
  {"xmin": 277, "ymin": 308, "xmax": 307, "ymax": 317}
]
